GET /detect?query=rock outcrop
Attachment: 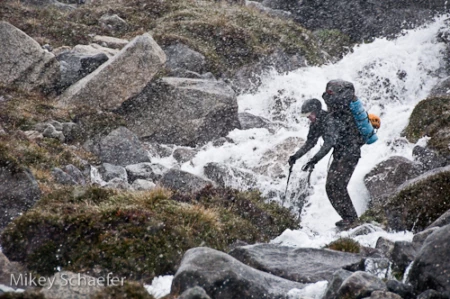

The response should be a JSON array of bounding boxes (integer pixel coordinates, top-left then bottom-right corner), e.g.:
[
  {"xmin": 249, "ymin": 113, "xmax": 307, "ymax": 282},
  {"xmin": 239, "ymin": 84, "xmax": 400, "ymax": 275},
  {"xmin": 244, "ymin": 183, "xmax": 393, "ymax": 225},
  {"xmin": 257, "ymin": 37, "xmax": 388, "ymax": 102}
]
[
  {"xmin": 171, "ymin": 247, "xmax": 306, "ymax": 299},
  {"xmin": 0, "ymin": 21, "xmax": 60, "ymax": 93},
  {"xmin": 229, "ymin": 243, "xmax": 364, "ymax": 283},
  {"xmin": 408, "ymin": 224, "xmax": 450, "ymax": 294},
  {"xmin": 364, "ymin": 156, "xmax": 422, "ymax": 210},
  {"xmin": 117, "ymin": 78, "xmax": 241, "ymax": 146},
  {"xmin": 58, "ymin": 33, "xmax": 166, "ymax": 110},
  {"xmin": 0, "ymin": 167, "xmax": 41, "ymax": 231},
  {"xmin": 84, "ymin": 127, "xmax": 151, "ymax": 167},
  {"xmin": 384, "ymin": 165, "xmax": 450, "ymax": 231}
]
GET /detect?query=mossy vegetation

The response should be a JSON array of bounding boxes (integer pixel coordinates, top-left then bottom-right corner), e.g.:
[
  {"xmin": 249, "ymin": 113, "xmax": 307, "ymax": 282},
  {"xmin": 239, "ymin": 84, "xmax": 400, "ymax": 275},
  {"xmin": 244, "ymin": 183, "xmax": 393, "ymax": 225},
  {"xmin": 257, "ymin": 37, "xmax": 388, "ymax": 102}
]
[
  {"xmin": 0, "ymin": 85, "xmax": 65, "ymax": 132},
  {"xmin": 404, "ymin": 96, "xmax": 450, "ymax": 155},
  {"xmin": 359, "ymin": 208, "xmax": 387, "ymax": 228},
  {"xmin": 325, "ymin": 237, "xmax": 361, "ymax": 253},
  {"xmin": 1, "ymin": 186, "xmax": 299, "ymax": 283},
  {"xmin": 385, "ymin": 169, "xmax": 450, "ymax": 232},
  {"xmin": 1, "ymin": 0, "xmax": 323, "ymax": 77},
  {"xmin": 313, "ymin": 29, "xmax": 353, "ymax": 61}
]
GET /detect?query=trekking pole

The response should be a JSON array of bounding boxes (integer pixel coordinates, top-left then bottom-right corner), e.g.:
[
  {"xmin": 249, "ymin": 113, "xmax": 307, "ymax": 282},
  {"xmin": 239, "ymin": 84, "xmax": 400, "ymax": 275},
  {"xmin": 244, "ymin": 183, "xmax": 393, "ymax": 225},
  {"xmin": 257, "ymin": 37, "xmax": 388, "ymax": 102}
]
[
  {"xmin": 307, "ymin": 166, "xmax": 314, "ymax": 187},
  {"xmin": 282, "ymin": 164, "xmax": 293, "ymax": 205}
]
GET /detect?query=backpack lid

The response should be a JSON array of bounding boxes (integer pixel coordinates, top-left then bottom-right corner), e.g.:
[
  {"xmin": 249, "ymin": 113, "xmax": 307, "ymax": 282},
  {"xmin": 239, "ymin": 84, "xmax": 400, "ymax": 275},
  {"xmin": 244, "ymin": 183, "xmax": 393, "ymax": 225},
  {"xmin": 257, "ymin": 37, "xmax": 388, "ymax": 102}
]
[{"xmin": 322, "ymin": 80, "xmax": 356, "ymax": 111}]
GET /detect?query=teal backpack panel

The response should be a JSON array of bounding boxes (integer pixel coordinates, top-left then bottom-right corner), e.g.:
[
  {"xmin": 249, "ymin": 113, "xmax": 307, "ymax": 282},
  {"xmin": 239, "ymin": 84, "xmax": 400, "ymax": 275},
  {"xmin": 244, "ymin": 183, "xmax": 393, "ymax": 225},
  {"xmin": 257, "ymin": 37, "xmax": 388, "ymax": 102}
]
[{"xmin": 349, "ymin": 99, "xmax": 378, "ymax": 144}]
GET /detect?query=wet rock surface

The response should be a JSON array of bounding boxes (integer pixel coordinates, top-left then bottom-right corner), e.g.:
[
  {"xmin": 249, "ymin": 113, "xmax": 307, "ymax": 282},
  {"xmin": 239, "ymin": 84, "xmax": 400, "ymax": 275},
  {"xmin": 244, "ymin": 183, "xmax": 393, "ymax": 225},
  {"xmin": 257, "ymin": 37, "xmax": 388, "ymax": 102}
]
[
  {"xmin": 229, "ymin": 243, "xmax": 364, "ymax": 283},
  {"xmin": 171, "ymin": 247, "xmax": 306, "ymax": 299},
  {"xmin": 117, "ymin": 78, "xmax": 241, "ymax": 146},
  {"xmin": 0, "ymin": 168, "xmax": 41, "ymax": 231},
  {"xmin": 408, "ymin": 224, "xmax": 450, "ymax": 294}
]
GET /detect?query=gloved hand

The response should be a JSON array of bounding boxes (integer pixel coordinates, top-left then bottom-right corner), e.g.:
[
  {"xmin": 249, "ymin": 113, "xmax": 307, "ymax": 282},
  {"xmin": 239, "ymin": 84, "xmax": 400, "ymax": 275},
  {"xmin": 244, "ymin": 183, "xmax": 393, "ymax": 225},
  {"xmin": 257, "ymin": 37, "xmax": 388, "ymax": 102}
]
[
  {"xmin": 301, "ymin": 160, "xmax": 316, "ymax": 172},
  {"xmin": 288, "ymin": 155, "xmax": 297, "ymax": 166}
]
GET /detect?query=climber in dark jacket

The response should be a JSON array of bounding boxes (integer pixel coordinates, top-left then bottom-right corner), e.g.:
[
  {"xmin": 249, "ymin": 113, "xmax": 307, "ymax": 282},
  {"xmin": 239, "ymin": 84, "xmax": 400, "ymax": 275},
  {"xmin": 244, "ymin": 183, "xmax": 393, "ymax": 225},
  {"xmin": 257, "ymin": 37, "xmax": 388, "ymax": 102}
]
[
  {"xmin": 288, "ymin": 98, "xmax": 328, "ymax": 165},
  {"xmin": 289, "ymin": 80, "xmax": 364, "ymax": 229}
]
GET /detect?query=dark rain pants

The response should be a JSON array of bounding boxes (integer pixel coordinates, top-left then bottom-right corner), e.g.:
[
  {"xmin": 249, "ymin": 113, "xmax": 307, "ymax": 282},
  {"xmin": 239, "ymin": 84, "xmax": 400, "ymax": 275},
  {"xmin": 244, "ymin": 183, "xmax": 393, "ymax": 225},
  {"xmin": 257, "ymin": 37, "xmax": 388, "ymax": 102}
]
[{"xmin": 325, "ymin": 154, "xmax": 359, "ymax": 222}]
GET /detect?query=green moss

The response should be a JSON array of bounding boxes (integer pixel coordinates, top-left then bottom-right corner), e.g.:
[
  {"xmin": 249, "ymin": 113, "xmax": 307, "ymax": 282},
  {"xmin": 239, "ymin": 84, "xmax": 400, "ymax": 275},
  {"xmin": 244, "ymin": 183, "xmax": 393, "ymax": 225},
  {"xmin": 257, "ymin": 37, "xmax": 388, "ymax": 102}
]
[
  {"xmin": 1, "ymin": 186, "xmax": 298, "ymax": 283},
  {"xmin": 153, "ymin": 5, "xmax": 321, "ymax": 76},
  {"xmin": 404, "ymin": 96, "xmax": 450, "ymax": 155},
  {"xmin": 313, "ymin": 29, "xmax": 353, "ymax": 60},
  {"xmin": 93, "ymin": 282, "xmax": 155, "ymax": 299},
  {"xmin": 0, "ymin": 142, "xmax": 24, "ymax": 174},
  {"xmin": 73, "ymin": 110, "xmax": 127, "ymax": 142},
  {"xmin": 359, "ymin": 208, "xmax": 387, "ymax": 227},
  {"xmin": 325, "ymin": 237, "xmax": 361, "ymax": 253},
  {"xmin": 385, "ymin": 170, "xmax": 450, "ymax": 232}
]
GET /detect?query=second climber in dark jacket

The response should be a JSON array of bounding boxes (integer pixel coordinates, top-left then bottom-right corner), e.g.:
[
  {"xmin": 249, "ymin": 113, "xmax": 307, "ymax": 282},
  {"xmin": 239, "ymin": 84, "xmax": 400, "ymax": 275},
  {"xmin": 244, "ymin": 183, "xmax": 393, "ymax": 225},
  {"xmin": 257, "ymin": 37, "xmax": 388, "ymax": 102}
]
[{"xmin": 289, "ymin": 80, "xmax": 365, "ymax": 229}]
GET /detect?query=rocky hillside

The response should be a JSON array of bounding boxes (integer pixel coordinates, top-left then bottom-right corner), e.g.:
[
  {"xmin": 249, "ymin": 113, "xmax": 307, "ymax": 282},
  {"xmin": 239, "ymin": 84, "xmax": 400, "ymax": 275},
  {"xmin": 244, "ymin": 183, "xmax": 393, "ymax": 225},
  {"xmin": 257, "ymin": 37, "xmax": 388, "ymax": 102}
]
[{"xmin": 1, "ymin": 0, "xmax": 450, "ymax": 298}]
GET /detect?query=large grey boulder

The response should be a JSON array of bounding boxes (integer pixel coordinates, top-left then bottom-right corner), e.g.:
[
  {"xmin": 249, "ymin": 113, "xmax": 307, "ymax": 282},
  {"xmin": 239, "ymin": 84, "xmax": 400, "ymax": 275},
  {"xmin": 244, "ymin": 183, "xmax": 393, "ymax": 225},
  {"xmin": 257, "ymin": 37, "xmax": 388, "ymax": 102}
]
[
  {"xmin": 0, "ymin": 167, "xmax": 41, "ymax": 231},
  {"xmin": 40, "ymin": 271, "xmax": 104, "ymax": 299},
  {"xmin": 84, "ymin": 127, "xmax": 151, "ymax": 167},
  {"xmin": 364, "ymin": 156, "xmax": 422, "ymax": 210},
  {"xmin": 164, "ymin": 43, "xmax": 207, "ymax": 74},
  {"xmin": 336, "ymin": 271, "xmax": 387, "ymax": 299},
  {"xmin": 323, "ymin": 269, "xmax": 353, "ymax": 299},
  {"xmin": 58, "ymin": 33, "xmax": 166, "ymax": 110},
  {"xmin": 408, "ymin": 224, "xmax": 450, "ymax": 294},
  {"xmin": 171, "ymin": 247, "xmax": 306, "ymax": 299},
  {"xmin": 56, "ymin": 51, "xmax": 109, "ymax": 92},
  {"xmin": 0, "ymin": 21, "xmax": 60, "ymax": 93},
  {"xmin": 384, "ymin": 165, "xmax": 450, "ymax": 232},
  {"xmin": 229, "ymin": 243, "xmax": 364, "ymax": 283},
  {"xmin": 159, "ymin": 169, "xmax": 213, "ymax": 193},
  {"xmin": 117, "ymin": 78, "xmax": 241, "ymax": 146}
]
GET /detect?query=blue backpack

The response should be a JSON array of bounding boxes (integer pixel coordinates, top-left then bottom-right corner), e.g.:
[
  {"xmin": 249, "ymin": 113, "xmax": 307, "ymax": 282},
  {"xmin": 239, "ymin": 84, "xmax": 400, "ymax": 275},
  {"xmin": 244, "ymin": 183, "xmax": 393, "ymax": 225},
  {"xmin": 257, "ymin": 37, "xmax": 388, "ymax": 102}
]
[{"xmin": 349, "ymin": 99, "xmax": 378, "ymax": 144}]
